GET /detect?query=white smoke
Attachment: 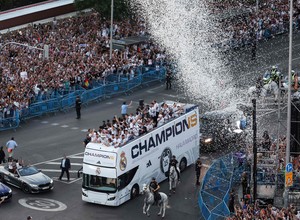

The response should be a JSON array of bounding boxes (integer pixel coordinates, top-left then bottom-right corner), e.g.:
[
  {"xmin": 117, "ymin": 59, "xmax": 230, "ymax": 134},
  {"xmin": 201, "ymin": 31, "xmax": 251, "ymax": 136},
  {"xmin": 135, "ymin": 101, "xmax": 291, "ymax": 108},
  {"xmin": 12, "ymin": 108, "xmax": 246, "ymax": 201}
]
[{"xmin": 131, "ymin": 0, "xmax": 242, "ymax": 109}]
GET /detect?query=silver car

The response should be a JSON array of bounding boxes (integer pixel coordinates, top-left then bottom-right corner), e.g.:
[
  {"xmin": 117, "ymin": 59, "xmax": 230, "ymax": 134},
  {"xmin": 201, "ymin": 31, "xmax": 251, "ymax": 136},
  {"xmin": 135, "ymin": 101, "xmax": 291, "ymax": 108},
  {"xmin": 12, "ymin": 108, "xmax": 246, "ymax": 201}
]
[{"xmin": 0, "ymin": 165, "xmax": 53, "ymax": 193}]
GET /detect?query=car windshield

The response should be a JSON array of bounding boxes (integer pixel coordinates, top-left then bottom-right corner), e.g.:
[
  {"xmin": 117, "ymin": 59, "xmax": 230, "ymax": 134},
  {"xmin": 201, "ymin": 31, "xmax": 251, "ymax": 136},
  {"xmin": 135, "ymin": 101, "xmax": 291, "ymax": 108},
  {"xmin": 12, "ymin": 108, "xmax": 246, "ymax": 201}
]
[
  {"xmin": 18, "ymin": 166, "xmax": 39, "ymax": 176},
  {"xmin": 83, "ymin": 174, "xmax": 117, "ymax": 193}
]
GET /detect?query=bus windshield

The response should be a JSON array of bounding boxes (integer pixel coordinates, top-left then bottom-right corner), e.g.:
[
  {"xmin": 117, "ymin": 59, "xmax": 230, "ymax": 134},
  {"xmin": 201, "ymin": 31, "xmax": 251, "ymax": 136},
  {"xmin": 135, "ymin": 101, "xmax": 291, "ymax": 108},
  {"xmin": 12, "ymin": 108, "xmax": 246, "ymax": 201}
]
[{"xmin": 83, "ymin": 174, "xmax": 117, "ymax": 193}]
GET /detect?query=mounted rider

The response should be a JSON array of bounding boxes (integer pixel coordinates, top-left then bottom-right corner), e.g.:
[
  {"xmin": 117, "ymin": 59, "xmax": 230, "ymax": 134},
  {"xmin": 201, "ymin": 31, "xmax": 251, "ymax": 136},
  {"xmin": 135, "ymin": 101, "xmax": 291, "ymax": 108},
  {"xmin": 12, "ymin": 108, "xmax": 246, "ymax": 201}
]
[
  {"xmin": 283, "ymin": 70, "xmax": 298, "ymax": 89},
  {"xmin": 149, "ymin": 177, "xmax": 161, "ymax": 205},
  {"xmin": 270, "ymin": 65, "xmax": 277, "ymax": 77},
  {"xmin": 168, "ymin": 155, "xmax": 181, "ymax": 181}
]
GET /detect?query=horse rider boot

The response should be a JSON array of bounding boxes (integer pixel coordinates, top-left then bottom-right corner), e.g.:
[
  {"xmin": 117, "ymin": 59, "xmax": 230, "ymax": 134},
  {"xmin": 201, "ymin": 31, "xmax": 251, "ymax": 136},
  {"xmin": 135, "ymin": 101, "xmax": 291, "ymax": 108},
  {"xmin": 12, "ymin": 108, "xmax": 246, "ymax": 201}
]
[
  {"xmin": 150, "ymin": 178, "xmax": 161, "ymax": 206},
  {"xmin": 169, "ymin": 156, "xmax": 181, "ymax": 181}
]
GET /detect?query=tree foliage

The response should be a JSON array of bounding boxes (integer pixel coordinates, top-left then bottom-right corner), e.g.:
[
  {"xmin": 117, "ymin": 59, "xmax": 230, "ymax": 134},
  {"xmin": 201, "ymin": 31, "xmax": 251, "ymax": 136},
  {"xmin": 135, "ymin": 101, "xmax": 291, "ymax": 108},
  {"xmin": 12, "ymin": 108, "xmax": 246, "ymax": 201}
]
[{"xmin": 74, "ymin": 0, "xmax": 131, "ymax": 20}]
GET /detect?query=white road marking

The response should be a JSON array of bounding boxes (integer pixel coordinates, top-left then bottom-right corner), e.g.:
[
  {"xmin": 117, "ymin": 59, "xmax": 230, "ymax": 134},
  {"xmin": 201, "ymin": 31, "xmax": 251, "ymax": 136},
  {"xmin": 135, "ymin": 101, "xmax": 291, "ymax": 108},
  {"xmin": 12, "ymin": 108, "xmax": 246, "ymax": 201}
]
[
  {"xmin": 53, "ymin": 177, "xmax": 77, "ymax": 181},
  {"xmin": 41, "ymin": 121, "xmax": 49, "ymax": 124},
  {"xmin": 32, "ymin": 152, "xmax": 84, "ymax": 166},
  {"xmin": 46, "ymin": 162, "xmax": 82, "ymax": 166},
  {"xmin": 71, "ymin": 127, "xmax": 79, "ymax": 130},
  {"xmin": 51, "ymin": 123, "xmax": 59, "ymax": 126},
  {"xmin": 106, "ymin": 102, "xmax": 113, "ymax": 104},
  {"xmin": 18, "ymin": 198, "xmax": 67, "ymax": 212},
  {"xmin": 70, "ymin": 155, "xmax": 84, "ymax": 159},
  {"xmin": 40, "ymin": 169, "xmax": 79, "ymax": 173},
  {"xmin": 81, "ymin": 129, "xmax": 88, "ymax": 132},
  {"xmin": 117, "ymin": 98, "xmax": 125, "ymax": 101},
  {"xmin": 61, "ymin": 125, "xmax": 69, "ymax": 128},
  {"xmin": 53, "ymin": 177, "xmax": 82, "ymax": 184}
]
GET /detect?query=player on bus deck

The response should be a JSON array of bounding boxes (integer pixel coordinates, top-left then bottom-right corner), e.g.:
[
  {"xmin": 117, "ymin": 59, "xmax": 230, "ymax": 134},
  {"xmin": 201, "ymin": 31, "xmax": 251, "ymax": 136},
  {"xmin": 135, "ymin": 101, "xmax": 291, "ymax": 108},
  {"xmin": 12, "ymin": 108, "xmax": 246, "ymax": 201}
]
[
  {"xmin": 149, "ymin": 177, "xmax": 161, "ymax": 206},
  {"xmin": 168, "ymin": 155, "xmax": 181, "ymax": 181}
]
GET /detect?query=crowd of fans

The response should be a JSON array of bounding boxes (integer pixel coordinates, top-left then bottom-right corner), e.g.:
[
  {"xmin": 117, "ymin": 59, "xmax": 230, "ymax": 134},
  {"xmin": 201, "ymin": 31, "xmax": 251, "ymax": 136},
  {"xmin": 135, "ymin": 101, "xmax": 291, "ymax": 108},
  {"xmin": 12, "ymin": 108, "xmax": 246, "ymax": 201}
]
[
  {"xmin": 0, "ymin": 11, "xmax": 167, "ymax": 121},
  {"xmin": 227, "ymin": 202, "xmax": 300, "ymax": 220},
  {"xmin": 227, "ymin": 130, "xmax": 300, "ymax": 219},
  {"xmin": 210, "ymin": 0, "xmax": 300, "ymax": 49},
  {"xmin": 83, "ymin": 101, "xmax": 184, "ymax": 148}
]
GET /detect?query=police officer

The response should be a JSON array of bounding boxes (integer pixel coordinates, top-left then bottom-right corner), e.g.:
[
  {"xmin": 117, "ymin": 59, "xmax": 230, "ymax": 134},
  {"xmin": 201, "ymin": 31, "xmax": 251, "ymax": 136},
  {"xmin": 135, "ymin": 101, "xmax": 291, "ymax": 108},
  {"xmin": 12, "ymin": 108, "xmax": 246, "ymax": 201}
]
[
  {"xmin": 75, "ymin": 96, "xmax": 82, "ymax": 119},
  {"xmin": 149, "ymin": 177, "xmax": 161, "ymax": 205},
  {"xmin": 168, "ymin": 155, "xmax": 181, "ymax": 181},
  {"xmin": 270, "ymin": 66, "xmax": 277, "ymax": 76},
  {"xmin": 271, "ymin": 71, "xmax": 280, "ymax": 85},
  {"xmin": 291, "ymin": 70, "xmax": 298, "ymax": 87},
  {"xmin": 195, "ymin": 158, "xmax": 202, "ymax": 186}
]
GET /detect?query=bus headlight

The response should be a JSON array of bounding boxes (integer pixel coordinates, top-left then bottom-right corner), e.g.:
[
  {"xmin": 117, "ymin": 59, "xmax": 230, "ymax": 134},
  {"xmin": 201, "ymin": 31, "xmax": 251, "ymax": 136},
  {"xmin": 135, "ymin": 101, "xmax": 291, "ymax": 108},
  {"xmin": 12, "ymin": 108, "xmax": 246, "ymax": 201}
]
[
  {"xmin": 204, "ymin": 138, "xmax": 212, "ymax": 143},
  {"xmin": 107, "ymin": 197, "xmax": 116, "ymax": 201}
]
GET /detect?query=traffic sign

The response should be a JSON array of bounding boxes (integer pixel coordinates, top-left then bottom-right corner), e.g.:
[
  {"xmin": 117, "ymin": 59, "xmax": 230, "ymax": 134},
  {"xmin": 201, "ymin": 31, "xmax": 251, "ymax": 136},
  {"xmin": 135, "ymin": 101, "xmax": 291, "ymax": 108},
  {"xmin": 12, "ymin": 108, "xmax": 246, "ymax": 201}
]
[
  {"xmin": 286, "ymin": 163, "xmax": 293, "ymax": 173},
  {"xmin": 285, "ymin": 172, "xmax": 293, "ymax": 187}
]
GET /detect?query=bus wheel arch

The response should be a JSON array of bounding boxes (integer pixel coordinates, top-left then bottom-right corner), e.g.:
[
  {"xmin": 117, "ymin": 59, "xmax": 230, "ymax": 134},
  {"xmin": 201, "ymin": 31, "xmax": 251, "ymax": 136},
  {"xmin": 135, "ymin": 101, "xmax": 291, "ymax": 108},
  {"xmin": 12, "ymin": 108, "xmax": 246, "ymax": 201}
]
[
  {"xmin": 130, "ymin": 184, "xmax": 139, "ymax": 199},
  {"xmin": 179, "ymin": 157, "xmax": 187, "ymax": 172}
]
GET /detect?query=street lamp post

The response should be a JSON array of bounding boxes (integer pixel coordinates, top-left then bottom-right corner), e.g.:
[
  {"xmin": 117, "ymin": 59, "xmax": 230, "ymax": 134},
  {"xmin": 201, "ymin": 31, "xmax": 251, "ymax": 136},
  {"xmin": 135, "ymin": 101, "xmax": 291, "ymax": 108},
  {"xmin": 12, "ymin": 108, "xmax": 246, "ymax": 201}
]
[
  {"xmin": 284, "ymin": 0, "xmax": 294, "ymax": 208},
  {"xmin": 110, "ymin": 0, "xmax": 114, "ymax": 60},
  {"xmin": 252, "ymin": 99, "xmax": 257, "ymax": 202}
]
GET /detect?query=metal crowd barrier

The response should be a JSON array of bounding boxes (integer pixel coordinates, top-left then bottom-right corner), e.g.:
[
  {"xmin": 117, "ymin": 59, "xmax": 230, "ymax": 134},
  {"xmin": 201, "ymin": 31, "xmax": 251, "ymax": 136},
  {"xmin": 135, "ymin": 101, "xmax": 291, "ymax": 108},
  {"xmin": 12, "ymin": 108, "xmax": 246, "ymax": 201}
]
[
  {"xmin": 0, "ymin": 116, "xmax": 20, "ymax": 131},
  {"xmin": 198, "ymin": 153, "xmax": 246, "ymax": 220},
  {"xmin": 212, "ymin": 20, "xmax": 294, "ymax": 51},
  {"xmin": 0, "ymin": 67, "xmax": 166, "ymax": 131}
]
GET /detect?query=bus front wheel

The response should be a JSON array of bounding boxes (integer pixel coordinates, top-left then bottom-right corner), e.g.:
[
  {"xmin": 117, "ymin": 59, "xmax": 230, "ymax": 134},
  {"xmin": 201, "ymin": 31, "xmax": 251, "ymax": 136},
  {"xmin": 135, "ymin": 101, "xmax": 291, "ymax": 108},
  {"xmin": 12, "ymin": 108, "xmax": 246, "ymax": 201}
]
[
  {"xmin": 179, "ymin": 157, "xmax": 187, "ymax": 172},
  {"xmin": 130, "ymin": 184, "xmax": 139, "ymax": 200}
]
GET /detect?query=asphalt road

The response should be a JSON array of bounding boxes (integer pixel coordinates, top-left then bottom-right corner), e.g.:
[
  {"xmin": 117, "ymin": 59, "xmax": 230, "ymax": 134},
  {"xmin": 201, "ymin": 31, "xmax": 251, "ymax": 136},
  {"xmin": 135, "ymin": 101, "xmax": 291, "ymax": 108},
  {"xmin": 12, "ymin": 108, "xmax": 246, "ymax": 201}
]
[
  {"xmin": 0, "ymin": 32, "xmax": 300, "ymax": 220},
  {"xmin": 0, "ymin": 84, "xmax": 202, "ymax": 220}
]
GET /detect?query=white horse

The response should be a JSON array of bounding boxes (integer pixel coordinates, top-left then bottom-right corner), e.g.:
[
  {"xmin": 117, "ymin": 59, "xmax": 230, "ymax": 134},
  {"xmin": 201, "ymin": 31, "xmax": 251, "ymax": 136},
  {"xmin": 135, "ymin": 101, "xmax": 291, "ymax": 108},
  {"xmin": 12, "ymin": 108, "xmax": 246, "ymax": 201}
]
[
  {"xmin": 169, "ymin": 166, "xmax": 179, "ymax": 196},
  {"xmin": 142, "ymin": 184, "xmax": 168, "ymax": 218},
  {"xmin": 248, "ymin": 81, "xmax": 279, "ymax": 102}
]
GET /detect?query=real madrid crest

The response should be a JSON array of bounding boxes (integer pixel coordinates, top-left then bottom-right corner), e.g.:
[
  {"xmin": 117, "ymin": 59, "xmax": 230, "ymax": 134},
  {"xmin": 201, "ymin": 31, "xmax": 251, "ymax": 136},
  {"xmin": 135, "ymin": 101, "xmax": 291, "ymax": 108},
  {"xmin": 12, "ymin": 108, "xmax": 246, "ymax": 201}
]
[
  {"xmin": 96, "ymin": 167, "xmax": 101, "ymax": 175},
  {"xmin": 119, "ymin": 151, "xmax": 127, "ymax": 171}
]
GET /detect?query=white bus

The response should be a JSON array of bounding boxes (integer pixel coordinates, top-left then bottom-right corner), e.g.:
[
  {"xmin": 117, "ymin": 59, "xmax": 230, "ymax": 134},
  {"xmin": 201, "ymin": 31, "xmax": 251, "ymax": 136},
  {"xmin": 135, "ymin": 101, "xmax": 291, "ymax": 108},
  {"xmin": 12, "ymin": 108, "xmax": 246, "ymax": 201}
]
[{"xmin": 81, "ymin": 102, "xmax": 199, "ymax": 206}]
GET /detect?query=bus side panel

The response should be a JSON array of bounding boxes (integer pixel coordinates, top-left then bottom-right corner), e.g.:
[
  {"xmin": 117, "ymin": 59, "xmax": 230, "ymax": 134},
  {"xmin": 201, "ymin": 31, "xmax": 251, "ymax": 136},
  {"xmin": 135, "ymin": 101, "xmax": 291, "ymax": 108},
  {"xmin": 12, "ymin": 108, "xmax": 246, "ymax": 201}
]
[{"xmin": 116, "ymin": 108, "xmax": 199, "ymax": 198}]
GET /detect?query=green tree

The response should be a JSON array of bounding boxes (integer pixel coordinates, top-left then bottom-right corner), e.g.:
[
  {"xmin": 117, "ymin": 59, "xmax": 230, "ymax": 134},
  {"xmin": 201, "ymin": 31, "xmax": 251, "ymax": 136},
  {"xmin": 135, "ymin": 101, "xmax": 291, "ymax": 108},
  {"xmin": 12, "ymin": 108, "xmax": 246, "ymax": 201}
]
[{"xmin": 74, "ymin": 0, "xmax": 131, "ymax": 20}]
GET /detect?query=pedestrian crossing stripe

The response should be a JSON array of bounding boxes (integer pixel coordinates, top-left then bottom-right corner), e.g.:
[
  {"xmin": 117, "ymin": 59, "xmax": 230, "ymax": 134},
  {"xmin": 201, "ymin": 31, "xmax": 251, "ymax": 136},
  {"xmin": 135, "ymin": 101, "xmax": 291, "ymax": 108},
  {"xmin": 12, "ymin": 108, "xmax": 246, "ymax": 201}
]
[
  {"xmin": 32, "ymin": 152, "xmax": 84, "ymax": 166},
  {"xmin": 61, "ymin": 125, "xmax": 69, "ymax": 128},
  {"xmin": 70, "ymin": 156, "xmax": 83, "ymax": 159},
  {"xmin": 53, "ymin": 177, "xmax": 81, "ymax": 184},
  {"xmin": 45, "ymin": 162, "xmax": 82, "ymax": 166},
  {"xmin": 40, "ymin": 169, "xmax": 79, "ymax": 173}
]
